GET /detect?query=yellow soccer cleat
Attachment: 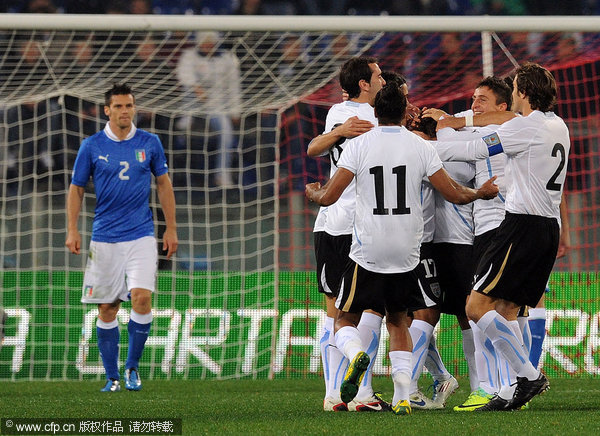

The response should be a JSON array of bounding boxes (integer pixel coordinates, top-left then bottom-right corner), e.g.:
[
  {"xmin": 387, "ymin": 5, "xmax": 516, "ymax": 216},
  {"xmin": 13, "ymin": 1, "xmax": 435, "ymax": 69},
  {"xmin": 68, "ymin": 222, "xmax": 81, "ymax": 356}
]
[
  {"xmin": 340, "ymin": 351, "xmax": 370, "ymax": 404},
  {"xmin": 454, "ymin": 388, "xmax": 494, "ymax": 412},
  {"xmin": 392, "ymin": 399, "xmax": 412, "ymax": 416}
]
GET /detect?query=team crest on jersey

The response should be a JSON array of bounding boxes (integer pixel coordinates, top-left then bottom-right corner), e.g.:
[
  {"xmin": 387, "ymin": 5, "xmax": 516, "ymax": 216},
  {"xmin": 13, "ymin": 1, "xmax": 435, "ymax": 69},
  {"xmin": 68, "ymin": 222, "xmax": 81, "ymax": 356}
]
[
  {"xmin": 84, "ymin": 285, "xmax": 93, "ymax": 297},
  {"xmin": 483, "ymin": 132, "xmax": 503, "ymax": 156},
  {"xmin": 135, "ymin": 149, "xmax": 146, "ymax": 162}
]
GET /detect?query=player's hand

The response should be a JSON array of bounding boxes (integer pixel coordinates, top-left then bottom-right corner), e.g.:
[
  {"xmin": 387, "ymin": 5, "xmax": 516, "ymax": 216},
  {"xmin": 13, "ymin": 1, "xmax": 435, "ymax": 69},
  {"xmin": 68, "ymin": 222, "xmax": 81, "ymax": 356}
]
[
  {"xmin": 477, "ymin": 176, "xmax": 499, "ymax": 200},
  {"xmin": 336, "ymin": 116, "xmax": 374, "ymax": 138},
  {"xmin": 436, "ymin": 116, "xmax": 464, "ymax": 131},
  {"xmin": 162, "ymin": 227, "xmax": 179, "ymax": 260},
  {"xmin": 406, "ymin": 103, "xmax": 421, "ymax": 123},
  {"xmin": 341, "ymin": 89, "xmax": 349, "ymax": 101},
  {"xmin": 556, "ymin": 229, "xmax": 571, "ymax": 258},
  {"xmin": 65, "ymin": 230, "xmax": 81, "ymax": 255},
  {"xmin": 422, "ymin": 107, "xmax": 448, "ymax": 122},
  {"xmin": 305, "ymin": 182, "xmax": 321, "ymax": 202}
]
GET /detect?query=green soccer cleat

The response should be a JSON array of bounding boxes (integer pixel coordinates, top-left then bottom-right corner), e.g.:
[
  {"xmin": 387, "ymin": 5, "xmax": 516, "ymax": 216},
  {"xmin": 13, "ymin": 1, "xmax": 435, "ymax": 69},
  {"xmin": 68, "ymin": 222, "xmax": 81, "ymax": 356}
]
[
  {"xmin": 454, "ymin": 387, "xmax": 494, "ymax": 412},
  {"xmin": 340, "ymin": 351, "xmax": 370, "ymax": 404},
  {"xmin": 392, "ymin": 400, "xmax": 412, "ymax": 416}
]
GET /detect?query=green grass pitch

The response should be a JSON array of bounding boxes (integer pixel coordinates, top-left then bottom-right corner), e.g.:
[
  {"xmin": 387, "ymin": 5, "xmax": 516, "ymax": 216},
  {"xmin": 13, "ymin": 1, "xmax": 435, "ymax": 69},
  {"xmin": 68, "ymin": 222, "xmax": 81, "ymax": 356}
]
[{"xmin": 1, "ymin": 377, "xmax": 599, "ymax": 435}]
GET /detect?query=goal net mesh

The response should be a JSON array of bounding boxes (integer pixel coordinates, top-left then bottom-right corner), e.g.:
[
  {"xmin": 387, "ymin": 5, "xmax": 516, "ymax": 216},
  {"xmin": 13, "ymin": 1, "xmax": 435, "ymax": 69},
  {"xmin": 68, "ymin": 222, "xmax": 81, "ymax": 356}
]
[{"xmin": 0, "ymin": 21, "xmax": 599, "ymax": 380}]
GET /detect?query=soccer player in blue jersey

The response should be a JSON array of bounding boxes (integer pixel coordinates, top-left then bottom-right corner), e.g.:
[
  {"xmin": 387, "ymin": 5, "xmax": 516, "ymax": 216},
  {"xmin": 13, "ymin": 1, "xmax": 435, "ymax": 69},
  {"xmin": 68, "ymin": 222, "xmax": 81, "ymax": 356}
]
[{"xmin": 66, "ymin": 83, "xmax": 178, "ymax": 392}]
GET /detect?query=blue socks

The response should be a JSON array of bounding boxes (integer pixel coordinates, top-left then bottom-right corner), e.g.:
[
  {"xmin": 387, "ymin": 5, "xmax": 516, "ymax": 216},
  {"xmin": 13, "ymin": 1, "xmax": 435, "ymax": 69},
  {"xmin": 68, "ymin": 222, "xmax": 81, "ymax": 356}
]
[
  {"xmin": 96, "ymin": 318, "xmax": 120, "ymax": 381},
  {"xmin": 125, "ymin": 310, "xmax": 153, "ymax": 370}
]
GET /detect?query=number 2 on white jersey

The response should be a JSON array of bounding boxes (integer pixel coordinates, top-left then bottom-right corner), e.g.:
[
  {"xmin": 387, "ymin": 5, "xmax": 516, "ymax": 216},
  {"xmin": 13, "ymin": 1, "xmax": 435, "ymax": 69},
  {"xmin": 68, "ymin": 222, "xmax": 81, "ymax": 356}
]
[
  {"xmin": 119, "ymin": 161, "xmax": 130, "ymax": 180},
  {"xmin": 546, "ymin": 143, "xmax": 566, "ymax": 191}
]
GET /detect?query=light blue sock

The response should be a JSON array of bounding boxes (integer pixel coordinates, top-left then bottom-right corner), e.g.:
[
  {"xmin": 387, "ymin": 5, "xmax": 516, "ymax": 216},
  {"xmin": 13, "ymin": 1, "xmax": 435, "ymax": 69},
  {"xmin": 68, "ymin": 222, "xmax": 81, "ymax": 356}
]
[
  {"xmin": 125, "ymin": 311, "xmax": 152, "ymax": 370},
  {"xmin": 96, "ymin": 319, "xmax": 120, "ymax": 381}
]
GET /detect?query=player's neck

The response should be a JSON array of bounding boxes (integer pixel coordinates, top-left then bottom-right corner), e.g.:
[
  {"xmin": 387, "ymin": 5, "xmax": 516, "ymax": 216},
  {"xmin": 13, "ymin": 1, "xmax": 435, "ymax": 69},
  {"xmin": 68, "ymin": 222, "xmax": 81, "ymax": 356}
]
[
  {"xmin": 521, "ymin": 106, "xmax": 534, "ymax": 116},
  {"xmin": 352, "ymin": 94, "xmax": 370, "ymax": 105},
  {"xmin": 109, "ymin": 121, "xmax": 133, "ymax": 141}
]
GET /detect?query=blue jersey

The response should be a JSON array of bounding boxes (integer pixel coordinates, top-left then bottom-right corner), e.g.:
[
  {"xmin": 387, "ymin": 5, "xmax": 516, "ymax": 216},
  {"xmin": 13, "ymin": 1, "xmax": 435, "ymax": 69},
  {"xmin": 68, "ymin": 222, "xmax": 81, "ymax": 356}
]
[{"xmin": 71, "ymin": 125, "xmax": 169, "ymax": 243}]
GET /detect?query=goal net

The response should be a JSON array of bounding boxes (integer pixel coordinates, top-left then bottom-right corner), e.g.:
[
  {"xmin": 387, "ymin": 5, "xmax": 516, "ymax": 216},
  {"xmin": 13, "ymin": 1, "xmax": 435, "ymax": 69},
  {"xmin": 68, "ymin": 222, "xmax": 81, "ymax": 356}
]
[{"xmin": 0, "ymin": 15, "xmax": 599, "ymax": 381}]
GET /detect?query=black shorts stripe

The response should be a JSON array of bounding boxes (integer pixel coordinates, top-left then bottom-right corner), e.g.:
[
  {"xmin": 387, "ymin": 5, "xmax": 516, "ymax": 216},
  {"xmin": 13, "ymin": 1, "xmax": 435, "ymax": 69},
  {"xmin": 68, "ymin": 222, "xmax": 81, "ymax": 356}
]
[
  {"xmin": 341, "ymin": 263, "xmax": 359, "ymax": 312},
  {"xmin": 479, "ymin": 243, "xmax": 513, "ymax": 295}
]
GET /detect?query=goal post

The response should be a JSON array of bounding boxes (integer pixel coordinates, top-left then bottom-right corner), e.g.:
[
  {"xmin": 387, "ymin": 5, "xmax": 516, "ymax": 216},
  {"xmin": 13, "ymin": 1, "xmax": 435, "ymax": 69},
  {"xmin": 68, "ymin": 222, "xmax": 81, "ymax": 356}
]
[{"xmin": 0, "ymin": 15, "xmax": 599, "ymax": 381}]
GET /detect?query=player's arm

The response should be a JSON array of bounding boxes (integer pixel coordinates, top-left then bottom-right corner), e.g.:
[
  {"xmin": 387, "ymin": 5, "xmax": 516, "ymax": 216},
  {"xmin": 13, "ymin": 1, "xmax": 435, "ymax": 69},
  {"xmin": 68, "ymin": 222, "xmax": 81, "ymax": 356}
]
[
  {"xmin": 305, "ymin": 168, "xmax": 354, "ymax": 206},
  {"xmin": 156, "ymin": 173, "xmax": 179, "ymax": 260},
  {"xmin": 557, "ymin": 193, "xmax": 571, "ymax": 258},
  {"xmin": 428, "ymin": 168, "xmax": 498, "ymax": 205},
  {"xmin": 307, "ymin": 116, "xmax": 373, "ymax": 157},
  {"xmin": 436, "ymin": 111, "xmax": 517, "ymax": 130},
  {"xmin": 65, "ymin": 184, "xmax": 85, "ymax": 255}
]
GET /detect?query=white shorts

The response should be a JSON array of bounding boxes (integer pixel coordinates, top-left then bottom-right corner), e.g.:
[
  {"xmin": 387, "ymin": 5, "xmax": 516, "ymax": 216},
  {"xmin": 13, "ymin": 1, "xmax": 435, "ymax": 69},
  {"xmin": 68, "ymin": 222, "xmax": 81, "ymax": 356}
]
[{"xmin": 81, "ymin": 236, "xmax": 158, "ymax": 304}]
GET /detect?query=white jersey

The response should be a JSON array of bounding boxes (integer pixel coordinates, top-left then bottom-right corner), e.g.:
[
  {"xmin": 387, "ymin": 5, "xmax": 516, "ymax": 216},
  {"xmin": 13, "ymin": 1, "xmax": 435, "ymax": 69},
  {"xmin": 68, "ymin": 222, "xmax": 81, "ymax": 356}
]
[
  {"xmin": 435, "ymin": 111, "xmax": 570, "ymax": 220},
  {"xmin": 421, "ymin": 181, "xmax": 435, "ymax": 243},
  {"xmin": 337, "ymin": 126, "xmax": 443, "ymax": 273},
  {"xmin": 313, "ymin": 101, "xmax": 377, "ymax": 234},
  {"xmin": 437, "ymin": 126, "xmax": 508, "ymax": 236},
  {"xmin": 432, "ymin": 159, "xmax": 475, "ymax": 244}
]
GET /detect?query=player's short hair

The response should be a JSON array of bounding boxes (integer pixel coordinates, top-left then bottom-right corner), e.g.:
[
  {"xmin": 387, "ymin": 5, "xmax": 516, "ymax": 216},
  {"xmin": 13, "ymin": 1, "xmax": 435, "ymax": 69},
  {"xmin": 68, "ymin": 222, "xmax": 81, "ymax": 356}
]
[
  {"xmin": 411, "ymin": 114, "xmax": 437, "ymax": 138},
  {"xmin": 105, "ymin": 83, "xmax": 135, "ymax": 106},
  {"xmin": 514, "ymin": 63, "xmax": 557, "ymax": 112},
  {"xmin": 382, "ymin": 70, "xmax": 407, "ymax": 88},
  {"xmin": 340, "ymin": 56, "xmax": 378, "ymax": 99},
  {"xmin": 374, "ymin": 83, "xmax": 407, "ymax": 125},
  {"xmin": 477, "ymin": 76, "xmax": 513, "ymax": 109}
]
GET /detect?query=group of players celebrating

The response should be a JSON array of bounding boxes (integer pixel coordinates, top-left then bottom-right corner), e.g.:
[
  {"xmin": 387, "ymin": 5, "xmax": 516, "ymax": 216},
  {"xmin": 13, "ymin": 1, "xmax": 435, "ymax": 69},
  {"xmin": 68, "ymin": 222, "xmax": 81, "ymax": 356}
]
[{"xmin": 306, "ymin": 56, "xmax": 570, "ymax": 414}]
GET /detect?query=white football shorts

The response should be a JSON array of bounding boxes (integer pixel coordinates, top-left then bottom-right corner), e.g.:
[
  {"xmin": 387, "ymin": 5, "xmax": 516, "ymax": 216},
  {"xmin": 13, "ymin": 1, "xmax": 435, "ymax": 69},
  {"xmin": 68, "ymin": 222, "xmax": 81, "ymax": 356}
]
[{"xmin": 81, "ymin": 236, "xmax": 158, "ymax": 304}]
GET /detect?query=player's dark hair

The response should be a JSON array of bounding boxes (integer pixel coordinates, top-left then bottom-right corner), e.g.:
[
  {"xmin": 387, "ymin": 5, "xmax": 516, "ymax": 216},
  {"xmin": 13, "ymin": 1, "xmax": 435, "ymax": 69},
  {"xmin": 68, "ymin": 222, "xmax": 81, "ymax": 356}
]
[
  {"xmin": 340, "ymin": 56, "xmax": 378, "ymax": 99},
  {"xmin": 374, "ymin": 83, "xmax": 406, "ymax": 125},
  {"xmin": 105, "ymin": 83, "xmax": 135, "ymax": 106},
  {"xmin": 514, "ymin": 63, "xmax": 557, "ymax": 112},
  {"xmin": 477, "ymin": 76, "xmax": 513, "ymax": 109},
  {"xmin": 411, "ymin": 114, "xmax": 438, "ymax": 138},
  {"xmin": 382, "ymin": 70, "xmax": 407, "ymax": 88}
]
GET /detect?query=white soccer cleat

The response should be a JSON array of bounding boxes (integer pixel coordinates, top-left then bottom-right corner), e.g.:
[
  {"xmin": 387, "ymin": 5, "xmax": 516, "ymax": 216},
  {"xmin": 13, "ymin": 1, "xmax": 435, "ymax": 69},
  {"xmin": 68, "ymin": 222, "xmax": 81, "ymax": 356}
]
[
  {"xmin": 348, "ymin": 393, "xmax": 392, "ymax": 412},
  {"xmin": 323, "ymin": 397, "xmax": 348, "ymax": 412},
  {"xmin": 409, "ymin": 389, "xmax": 443, "ymax": 410},
  {"xmin": 432, "ymin": 376, "xmax": 459, "ymax": 406}
]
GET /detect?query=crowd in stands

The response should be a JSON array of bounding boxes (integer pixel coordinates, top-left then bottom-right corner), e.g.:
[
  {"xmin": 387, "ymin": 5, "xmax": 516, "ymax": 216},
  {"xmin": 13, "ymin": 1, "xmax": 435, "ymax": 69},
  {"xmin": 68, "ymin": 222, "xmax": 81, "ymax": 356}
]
[{"xmin": 1, "ymin": 0, "xmax": 600, "ymax": 15}]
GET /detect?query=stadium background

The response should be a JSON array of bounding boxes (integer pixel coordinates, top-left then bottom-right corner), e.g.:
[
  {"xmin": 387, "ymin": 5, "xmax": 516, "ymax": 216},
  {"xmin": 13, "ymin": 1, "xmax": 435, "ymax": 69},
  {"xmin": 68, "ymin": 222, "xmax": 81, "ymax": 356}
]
[{"xmin": 0, "ymin": 9, "xmax": 599, "ymax": 382}]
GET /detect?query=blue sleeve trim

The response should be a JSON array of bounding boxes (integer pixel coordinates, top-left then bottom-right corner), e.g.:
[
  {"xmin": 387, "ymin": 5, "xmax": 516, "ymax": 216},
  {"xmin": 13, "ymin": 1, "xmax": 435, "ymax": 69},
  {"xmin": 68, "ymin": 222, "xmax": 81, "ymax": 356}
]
[{"xmin": 483, "ymin": 133, "xmax": 503, "ymax": 156}]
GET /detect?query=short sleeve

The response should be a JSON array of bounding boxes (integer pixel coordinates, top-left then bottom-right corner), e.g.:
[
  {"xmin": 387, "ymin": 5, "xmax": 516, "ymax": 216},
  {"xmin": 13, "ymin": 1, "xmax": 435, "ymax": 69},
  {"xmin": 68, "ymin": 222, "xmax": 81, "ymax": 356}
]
[
  {"xmin": 150, "ymin": 135, "xmax": 169, "ymax": 177},
  {"xmin": 71, "ymin": 139, "xmax": 92, "ymax": 187},
  {"xmin": 336, "ymin": 136, "xmax": 360, "ymax": 175}
]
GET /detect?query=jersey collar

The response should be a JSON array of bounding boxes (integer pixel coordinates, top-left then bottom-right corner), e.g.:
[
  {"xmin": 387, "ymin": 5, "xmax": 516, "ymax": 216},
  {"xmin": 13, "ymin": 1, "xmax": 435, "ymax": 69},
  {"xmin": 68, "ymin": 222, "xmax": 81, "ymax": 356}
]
[{"xmin": 104, "ymin": 123, "xmax": 137, "ymax": 142}]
